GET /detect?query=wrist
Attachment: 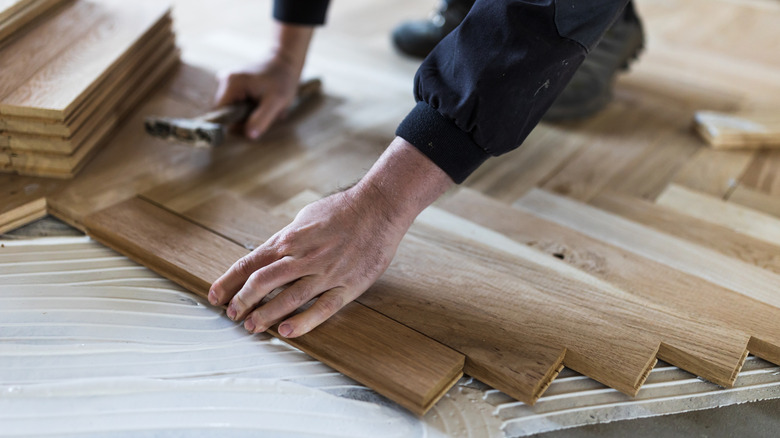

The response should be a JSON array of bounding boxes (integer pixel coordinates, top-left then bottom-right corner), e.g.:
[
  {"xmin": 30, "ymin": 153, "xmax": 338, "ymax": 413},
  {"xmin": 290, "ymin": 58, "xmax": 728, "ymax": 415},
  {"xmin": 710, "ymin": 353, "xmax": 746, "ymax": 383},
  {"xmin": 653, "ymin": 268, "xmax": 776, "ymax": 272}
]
[
  {"xmin": 348, "ymin": 137, "xmax": 454, "ymax": 230},
  {"xmin": 270, "ymin": 22, "xmax": 313, "ymax": 74}
]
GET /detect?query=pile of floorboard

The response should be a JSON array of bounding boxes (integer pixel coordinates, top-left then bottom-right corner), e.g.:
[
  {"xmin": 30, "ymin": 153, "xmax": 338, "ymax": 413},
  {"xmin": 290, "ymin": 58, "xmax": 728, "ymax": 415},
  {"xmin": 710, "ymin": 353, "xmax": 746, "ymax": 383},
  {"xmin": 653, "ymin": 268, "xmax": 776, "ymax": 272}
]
[
  {"xmin": 0, "ymin": 0, "xmax": 178, "ymax": 178},
  {"xmin": 0, "ymin": 0, "xmax": 65, "ymax": 45}
]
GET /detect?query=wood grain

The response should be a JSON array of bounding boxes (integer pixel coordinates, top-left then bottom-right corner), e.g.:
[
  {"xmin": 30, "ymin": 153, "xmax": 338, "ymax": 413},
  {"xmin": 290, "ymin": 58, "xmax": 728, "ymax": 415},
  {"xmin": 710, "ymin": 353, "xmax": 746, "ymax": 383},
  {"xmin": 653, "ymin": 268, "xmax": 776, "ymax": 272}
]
[
  {"xmin": 0, "ymin": 0, "xmax": 170, "ymax": 119},
  {"xmin": 440, "ymin": 188, "xmax": 780, "ymax": 372},
  {"xmin": 82, "ymin": 196, "xmax": 465, "ymax": 415},
  {"xmin": 728, "ymin": 185, "xmax": 780, "ymax": 219},
  {"xmin": 656, "ymin": 184, "xmax": 780, "ymax": 248},
  {"xmin": 515, "ymin": 188, "xmax": 780, "ymax": 310},
  {"xmin": 671, "ymin": 147, "xmax": 755, "ymax": 198},
  {"xmin": 740, "ymin": 149, "xmax": 780, "ymax": 196},
  {"xmin": 0, "ymin": 0, "xmax": 65, "ymax": 46},
  {"xmin": 196, "ymin": 191, "xmax": 749, "ymax": 404}
]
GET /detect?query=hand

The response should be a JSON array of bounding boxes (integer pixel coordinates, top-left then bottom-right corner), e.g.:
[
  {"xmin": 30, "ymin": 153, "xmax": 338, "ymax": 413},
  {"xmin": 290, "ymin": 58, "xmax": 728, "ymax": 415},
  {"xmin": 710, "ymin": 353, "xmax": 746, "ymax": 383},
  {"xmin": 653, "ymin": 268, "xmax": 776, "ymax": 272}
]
[
  {"xmin": 214, "ymin": 23, "xmax": 314, "ymax": 139},
  {"xmin": 208, "ymin": 137, "xmax": 454, "ymax": 337},
  {"xmin": 209, "ymin": 186, "xmax": 406, "ymax": 337}
]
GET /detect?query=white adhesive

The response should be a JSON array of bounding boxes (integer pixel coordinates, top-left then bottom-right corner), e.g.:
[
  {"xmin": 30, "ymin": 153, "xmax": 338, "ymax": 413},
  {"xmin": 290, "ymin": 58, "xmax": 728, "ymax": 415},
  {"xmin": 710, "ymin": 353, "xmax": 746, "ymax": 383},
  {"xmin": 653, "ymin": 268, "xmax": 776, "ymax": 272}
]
[{"xmin": 1, "ymin": 237, "xmax": 779, "ymax": 437}]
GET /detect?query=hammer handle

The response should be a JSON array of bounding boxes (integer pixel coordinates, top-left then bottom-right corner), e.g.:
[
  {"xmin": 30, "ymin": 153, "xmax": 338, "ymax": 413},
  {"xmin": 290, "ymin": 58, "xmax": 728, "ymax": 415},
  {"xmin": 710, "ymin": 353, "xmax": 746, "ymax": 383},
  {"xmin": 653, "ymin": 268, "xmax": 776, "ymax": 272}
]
[{"xmin": 200, "ymin": 78, "xmax": 323, "ymax": 125}]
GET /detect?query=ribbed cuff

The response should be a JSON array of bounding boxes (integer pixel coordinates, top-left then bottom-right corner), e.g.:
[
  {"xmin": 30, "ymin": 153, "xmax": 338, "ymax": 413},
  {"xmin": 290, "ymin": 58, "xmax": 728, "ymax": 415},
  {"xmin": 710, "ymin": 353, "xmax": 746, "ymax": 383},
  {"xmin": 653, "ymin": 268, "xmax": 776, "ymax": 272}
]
[
  {"xmin": 396, "ymin": 101, "xmax": 489, "ymax": 184},
  {"xmin": 273, "ymin": 0, "xmax": 330, "ymax": 25}
]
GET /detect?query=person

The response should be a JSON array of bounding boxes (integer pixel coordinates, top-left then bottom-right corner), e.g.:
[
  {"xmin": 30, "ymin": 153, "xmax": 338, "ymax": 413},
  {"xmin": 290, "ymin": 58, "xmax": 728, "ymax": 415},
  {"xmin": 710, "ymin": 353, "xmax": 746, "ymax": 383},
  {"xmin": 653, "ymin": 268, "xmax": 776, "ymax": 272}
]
[
  {"xmin": 392, "ymin": 0, "xmax": 644, "ymax": 120},
  {"xmin": 208, "ymin": 0, "xmax": 642, "ymax": 338}
]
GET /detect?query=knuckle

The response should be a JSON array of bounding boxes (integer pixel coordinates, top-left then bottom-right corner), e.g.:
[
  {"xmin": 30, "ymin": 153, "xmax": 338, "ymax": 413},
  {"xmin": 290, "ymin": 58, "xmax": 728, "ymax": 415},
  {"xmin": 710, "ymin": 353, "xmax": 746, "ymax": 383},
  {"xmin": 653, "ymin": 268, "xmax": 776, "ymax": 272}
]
[
  {"xmin": 316, "ymin": 293, "xmax": 344, "ymax": 318},
  {"xmin": 282, "ymin": 283, "xmax": 311, "ymax": 309},
  {"xmin": 235, "ymin": 256, "xmax": 255, "ymax": 278}
]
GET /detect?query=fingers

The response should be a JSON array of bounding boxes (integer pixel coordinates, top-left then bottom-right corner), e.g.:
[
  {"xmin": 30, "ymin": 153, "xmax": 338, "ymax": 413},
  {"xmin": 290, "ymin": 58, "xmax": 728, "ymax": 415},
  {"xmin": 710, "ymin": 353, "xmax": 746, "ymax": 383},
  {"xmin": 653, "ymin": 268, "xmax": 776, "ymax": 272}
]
[
  {"xmin": 226, "ymin": 256, "xmax": 305, "ymax": 321},
  {"xmin": 243, "ymin": 102, "xmax": 286, "ymax": 140},
  {"xmin": 208, "ymin": 246, "xmax": 277, "ymax": 306},
  {"xmin": 242, "ymin": 276, "xmax": 320, "ymax": 333},
  {"xmin": 277, "ymin": 288, "xmax": 347, "ymax": 338}
]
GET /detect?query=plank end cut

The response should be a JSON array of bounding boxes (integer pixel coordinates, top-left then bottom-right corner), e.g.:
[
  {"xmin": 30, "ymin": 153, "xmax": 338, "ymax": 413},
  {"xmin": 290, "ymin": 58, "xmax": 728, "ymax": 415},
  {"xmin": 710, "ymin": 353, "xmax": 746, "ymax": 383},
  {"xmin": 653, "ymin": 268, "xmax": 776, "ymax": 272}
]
[
  {"xmin": 693, "ymin": 110, "xmax": 780, "ymax": 150},
  {"xmin": 82, "ymin": 196, "xmax": 465, "ymax": 415}
]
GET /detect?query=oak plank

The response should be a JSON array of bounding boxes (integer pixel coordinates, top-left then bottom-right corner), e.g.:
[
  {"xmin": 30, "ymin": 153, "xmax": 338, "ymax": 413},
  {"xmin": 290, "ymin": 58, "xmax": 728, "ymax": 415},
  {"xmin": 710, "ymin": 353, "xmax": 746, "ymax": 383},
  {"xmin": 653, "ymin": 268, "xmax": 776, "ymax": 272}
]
[
  {"xmin": 0, "ymin": 0, "xmax": 65, "ymax": 46},
  {"xmin": 656, "ymin": 184, "xmax": 780, "ymax": 248},
  {"xmin": 740, "ymin": 149, "xmax": 780, "ymax": 196},
  {"xmin": 671, "ymin": 147, "xmax": 755, "ymax": 198},
  {"xmin": 694, "ymin": 110, "xmax": 780, "ymax": 149},
  {"xmin": 0, "ymin": 0, "xmax": 170, "ymax": 119},
  {"xmin": 728, "ymin": 185, "xmax": 780, "ymax": 219},
  {"xmin": 442, "ymin": 188, "xmax": 780, "ymax": 376},
  {"xmin": 202, "ymin": 191, "xmax": 751, "ymax": 404},
  {"xmin": 82, "ymin": 196, "xmax": 465, "ymax": 415},
  {"xmin": 591, "ymin": 189, "xmax": 780, "ymax": 275},
  {"xmin": 516, "ymin": 188, "xmax": 780, "ymax": 310}
]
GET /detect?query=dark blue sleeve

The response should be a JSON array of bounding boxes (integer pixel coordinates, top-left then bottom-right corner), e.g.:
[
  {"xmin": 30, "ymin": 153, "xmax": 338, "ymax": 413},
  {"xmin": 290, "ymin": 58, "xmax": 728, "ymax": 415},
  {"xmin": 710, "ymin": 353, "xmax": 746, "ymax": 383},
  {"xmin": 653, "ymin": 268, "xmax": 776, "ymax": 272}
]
[
  {"xmin": 273, "ymin": 0, "xmax": 331, "ymax": 25},
  {"xmin": 396, "ymin": 0, "xmax": 629, "ymax": 183}
]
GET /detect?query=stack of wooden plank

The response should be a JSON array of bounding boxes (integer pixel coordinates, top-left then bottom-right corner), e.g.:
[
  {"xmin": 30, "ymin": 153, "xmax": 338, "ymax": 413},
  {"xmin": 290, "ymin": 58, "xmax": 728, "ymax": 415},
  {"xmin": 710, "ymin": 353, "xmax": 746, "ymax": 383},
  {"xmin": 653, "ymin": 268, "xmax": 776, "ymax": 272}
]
[
  {"xmin": 0, "ymin": 0, "xmax": 65, "ymax": 45},
  {"xmin": 0, "ymin": 0, "xmax": 178, "ymax": 178}
]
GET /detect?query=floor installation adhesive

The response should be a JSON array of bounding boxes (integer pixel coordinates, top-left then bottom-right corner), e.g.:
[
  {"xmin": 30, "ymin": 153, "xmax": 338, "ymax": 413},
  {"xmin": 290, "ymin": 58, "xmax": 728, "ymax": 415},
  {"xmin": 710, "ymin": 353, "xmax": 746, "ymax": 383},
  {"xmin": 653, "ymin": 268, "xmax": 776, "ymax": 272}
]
[{"xmin": 1, "ymin": 236, "xmax": 779, "ymax": 437}]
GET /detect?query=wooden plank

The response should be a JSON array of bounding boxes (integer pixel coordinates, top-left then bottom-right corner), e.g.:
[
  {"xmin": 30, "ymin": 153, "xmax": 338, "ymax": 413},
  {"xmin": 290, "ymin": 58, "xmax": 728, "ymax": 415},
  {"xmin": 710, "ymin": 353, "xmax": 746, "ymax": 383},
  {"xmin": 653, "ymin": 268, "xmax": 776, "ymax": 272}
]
[
  {"xmin": 728, "ymin": 184, "xmax": 780, "ymax": 218},
  {"xmin": 202, "ymin": 191, "xmax": 749, "ymax": 404},
  {"xmin": 1, "ymin": 50, "xmax": 179, "ymax": 177},
  {"xmin": 0, "ymin": 195, "xmax": 45, "ymax": 234},
  {"xmin": 0, "ymin": 19, "xmax": 174, "ymax": 143},
  {"xmin": 461, "ymin": 124, "xmax": 580, "ymax": 203},
  {"xmin": 0, "ymin": 0, "xmax": 34, "ymax": 22},
  {"xmin": 694, "ymin": 110, "xmax": 780, "ymax": 149},
  {"xmin": 515, "ymin": 188, "xmax": 780, "ymax": 310},
  {"xmin": 671, "ymin": 147, "xmax": 755, "ymax": 198},
  {"xmin": 540, "ymin": 101, "xmax": 669, "ymax": 202},
  {"xmin": 440, "ymin": 188, "xmax": 780, "ymax": 369},
  {"xmin": 740, "ymin": 149, "xmax": 780, "ymax": 196},
  {"xmin": 0, "ymin": 0, "xmax": 64, "ymax": 46},
  {"xmin": 82, "ymin": 196, "xmax": 465, "ymax": 415},
  {"xmin": 0, "ymin": 0, "xmax": 105, "ymax": 103},
  {"xmin": 656, "ymin": 184, "xmax": 780, "ymax": 248},
  {"xmin": 0, "ymin": 0, "xmax": 170, "ymax": 119},
  {"xmin": 591, "ymin": 189, "xmax": 780, "ymax": 275}
]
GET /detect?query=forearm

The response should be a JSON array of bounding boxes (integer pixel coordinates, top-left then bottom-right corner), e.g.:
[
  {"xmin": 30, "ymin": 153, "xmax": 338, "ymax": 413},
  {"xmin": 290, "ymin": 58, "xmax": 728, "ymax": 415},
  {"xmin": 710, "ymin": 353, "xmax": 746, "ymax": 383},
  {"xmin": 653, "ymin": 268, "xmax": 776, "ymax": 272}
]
[
  {"xmin": 347, "ymin": 137, "xmax": 454, "ymax": 231},
  {"xmin": 269, "ymin": 23, "xmax": 314, "ymax": 75}
]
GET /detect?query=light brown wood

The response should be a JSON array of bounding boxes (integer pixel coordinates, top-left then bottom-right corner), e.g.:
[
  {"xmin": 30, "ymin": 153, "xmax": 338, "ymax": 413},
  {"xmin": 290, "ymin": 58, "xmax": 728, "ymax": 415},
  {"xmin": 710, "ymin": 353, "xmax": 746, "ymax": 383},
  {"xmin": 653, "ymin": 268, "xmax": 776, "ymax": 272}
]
[
  {"xmin": 82, "ymin": 196, "xmax": 465, "ymax": 415},
  {"xmin": 199, "ymin": 191, "xmax": 750, "ymax": 403},
  {"xmin": 0, "ymin": 22, "xmax": 176, "ymax": 149},
  {"xmin": 656, "ymin": 184, "xmax": 780, "ymax": 248},
  {"xmin": 740, "ymin": 149, "xmax": 780, "ymax": 196},
  {"xmin": 671, "ymin": 147, "xmax": 755, "ymax": 198},
  {"xmin": 516, "ymin": 188, "xmax": 780, "ymax": 310},
  {"xmin": 728, "ymin": 185, "xmax": 780, "ymax": 219},
  {"xmin": 440, "ymin": 188, "xmax": 780, "ymax": 371},
  {"xmin": 592, "ymin": 189, "xmax": 780, "ymax": 274},
  {"xmin": 0, "ymin": 0, "xmax": 65, "ymax": 46},
  {"xmin": 1, "ymin": 51, "xmax": 180, "ymax": 177},
  {"xmin": 694, "ymin": 110, "xmax": 780, "ymax": 149},
  {"xmin": 0, "ymin": 0, "xmax": 170, "ymax": 119}
]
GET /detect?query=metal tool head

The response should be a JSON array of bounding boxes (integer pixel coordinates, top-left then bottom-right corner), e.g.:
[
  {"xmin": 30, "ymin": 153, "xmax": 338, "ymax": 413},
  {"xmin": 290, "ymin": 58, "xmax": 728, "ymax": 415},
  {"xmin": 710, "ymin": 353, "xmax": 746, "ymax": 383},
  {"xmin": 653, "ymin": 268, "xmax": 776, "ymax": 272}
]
[{"xmin": 144, "ymin": 116, "xmax": 226, "ymax": 148}]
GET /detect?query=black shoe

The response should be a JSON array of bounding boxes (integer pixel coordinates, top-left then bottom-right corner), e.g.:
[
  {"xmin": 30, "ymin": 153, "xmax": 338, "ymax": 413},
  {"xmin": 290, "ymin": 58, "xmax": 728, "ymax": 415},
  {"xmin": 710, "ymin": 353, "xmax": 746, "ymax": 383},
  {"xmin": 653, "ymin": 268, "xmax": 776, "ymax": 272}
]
[
  {"xmin": 543, "ymin": 12, "xmax": 645, "ymax": 121},
  {"xmin": 391, "ymin": 0, "xmax": 474, "ymax": 58}
]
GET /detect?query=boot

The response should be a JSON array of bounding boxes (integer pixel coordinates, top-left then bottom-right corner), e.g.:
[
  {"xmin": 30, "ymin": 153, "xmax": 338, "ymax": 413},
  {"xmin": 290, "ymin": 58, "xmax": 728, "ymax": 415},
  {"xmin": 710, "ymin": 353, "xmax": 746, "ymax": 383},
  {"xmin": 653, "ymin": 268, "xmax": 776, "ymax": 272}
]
[
  {"xmin": 543, "ymin": 7, "xmax": 645, "ymax": 121},
  {"xmin": 392, "ymin": 0, "xmax": 475, "ymax": 58}
]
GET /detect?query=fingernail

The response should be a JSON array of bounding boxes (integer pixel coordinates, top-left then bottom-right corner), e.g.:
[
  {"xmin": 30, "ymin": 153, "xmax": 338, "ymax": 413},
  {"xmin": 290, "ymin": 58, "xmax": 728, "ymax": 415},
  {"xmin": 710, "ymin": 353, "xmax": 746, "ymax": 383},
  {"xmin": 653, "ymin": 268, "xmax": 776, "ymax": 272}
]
[
  {"xmin": 244, "ymin": 319, "xmax": 256, "ymax": 333},
  {"xmin": 278, "ymin": 323, "xmax": 292, "ymax": 337},
  {"xmin": 250, "ymin": 130, "xmax": 261, "ymax": 139},
  {"xmin": 227, "ymin": 304, "xmax": 237, "ymax": 320},
  {"xmin": 208, "ymin": 290, "xmax": 217, "ymax": 305}
]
